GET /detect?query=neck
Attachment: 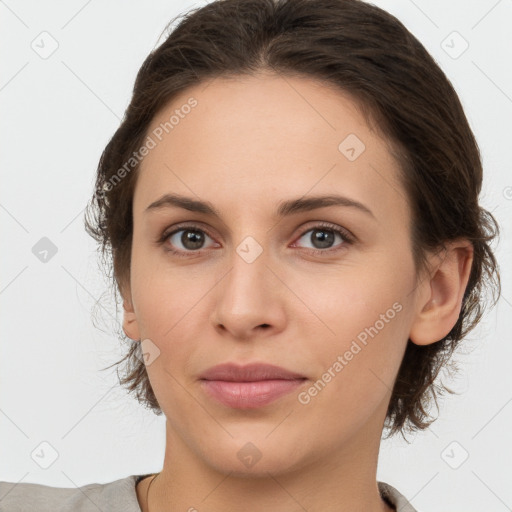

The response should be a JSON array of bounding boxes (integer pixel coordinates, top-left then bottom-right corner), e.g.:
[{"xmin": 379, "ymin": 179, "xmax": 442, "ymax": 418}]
[{"xmin": 143, "ymin": 418, "xmax": 393, "ymax": 512}]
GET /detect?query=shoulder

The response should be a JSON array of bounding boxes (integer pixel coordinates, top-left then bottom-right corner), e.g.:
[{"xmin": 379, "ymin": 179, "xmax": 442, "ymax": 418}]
[
  {"xmin": 0, "ymin": 474, "xmax": 146, "ymax": 512},
  {"xmin": 0, "ymin": 476, "xmax": 416, "ymax": 511},
  {"xmin": 378, "ymin": 481, "xmax": 418, "ymax": 511}
]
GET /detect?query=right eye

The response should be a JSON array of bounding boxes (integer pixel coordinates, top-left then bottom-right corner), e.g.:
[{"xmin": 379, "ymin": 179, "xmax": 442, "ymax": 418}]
[{"xmin": 159, "ymin": 225, "xmax": 218, "ymax": 256}]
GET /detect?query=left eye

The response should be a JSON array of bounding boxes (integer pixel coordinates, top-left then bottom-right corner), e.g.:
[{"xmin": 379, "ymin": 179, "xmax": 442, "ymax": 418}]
[{"xmin": 294, "ymin": 227, "xmax": 348, "ymax": 251}]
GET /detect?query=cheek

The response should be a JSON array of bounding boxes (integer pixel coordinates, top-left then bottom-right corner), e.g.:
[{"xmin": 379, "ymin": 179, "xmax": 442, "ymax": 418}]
[
  {"xmin": 132, "ymin": 273, "xmax": 207, "ymax": 348},
  {"xmin": 295, "ymin": 256, "xmax": 415, "ymax": 394},
  {"xmin": 130, "ymin": 237, "xmax": 202, "ymax": 333},
  {"xmin": 294, "ymin": 256, "xmax": 413, "ymax": 340},
  {"xmin": 130, "ymin": 262, "xmax": 207, "ymax": 416},
  {"xmin": 294, "ymin": 282, "xmax": 412, "ymax": 442}
]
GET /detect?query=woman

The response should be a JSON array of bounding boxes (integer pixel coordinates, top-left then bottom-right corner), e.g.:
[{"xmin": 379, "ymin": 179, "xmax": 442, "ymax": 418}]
[{"xmin": 0, "ymin": 0, "xmax": 500, "ymax": 510}]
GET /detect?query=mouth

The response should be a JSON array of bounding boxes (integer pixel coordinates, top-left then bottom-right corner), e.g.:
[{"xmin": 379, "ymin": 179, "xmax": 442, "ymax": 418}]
[
  {"xmin": 199, "ymin": 378, "xmax": 307, "ymax": 409},
  {"xmin": 199, "ymin": 362, "xmax": 307, "ymax": 409}
]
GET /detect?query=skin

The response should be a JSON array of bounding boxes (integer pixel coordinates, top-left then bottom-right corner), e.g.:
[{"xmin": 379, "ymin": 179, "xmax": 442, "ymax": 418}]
[{"xmin": 122, "ymin": 72, "xmax": 473, "ymax": 512}]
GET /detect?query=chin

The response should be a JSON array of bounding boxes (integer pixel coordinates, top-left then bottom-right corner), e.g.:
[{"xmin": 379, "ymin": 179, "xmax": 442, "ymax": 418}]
[
  {"xmin": 196, "ymin": 435, "xmax": 309, "ymax": 478},
  {"xmin": 207, "ymin": 454, "xmax": 299, "ymax": 479}
]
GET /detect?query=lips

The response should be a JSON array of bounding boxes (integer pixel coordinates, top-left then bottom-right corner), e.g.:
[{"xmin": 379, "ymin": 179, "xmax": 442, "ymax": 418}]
[
  {"xmin": 199, "ymin": 362, "xmax": 306, "ymax": 381},
  {"xmin": 199, "ymin": 362, "xmax": 307, "ymax": 409}
]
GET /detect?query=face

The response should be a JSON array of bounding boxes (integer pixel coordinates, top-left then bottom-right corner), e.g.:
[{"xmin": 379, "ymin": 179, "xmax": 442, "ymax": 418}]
[{"xmin": 123, "ymin": 72, "xmax": 423, "ymax": 476}]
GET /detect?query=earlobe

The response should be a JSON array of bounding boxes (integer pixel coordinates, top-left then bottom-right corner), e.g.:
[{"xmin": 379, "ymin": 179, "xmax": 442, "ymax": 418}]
[
  {"xmin": 409, "ymin": 240, "xmax": 474, "ymax": 346},
  {"xmin": 122, "ymin": 293, "xmax": 141, "ymax": 341}
]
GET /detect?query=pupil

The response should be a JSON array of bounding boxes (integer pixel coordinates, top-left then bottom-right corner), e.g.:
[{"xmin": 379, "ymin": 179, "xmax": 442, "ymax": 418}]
[
  {"xmin": 312, "ymin": 229, "xmax": 333, "ymax": 249},
  {"xmin": 182, "ymin": 230, "xmax": 204, "ymax": 250}
]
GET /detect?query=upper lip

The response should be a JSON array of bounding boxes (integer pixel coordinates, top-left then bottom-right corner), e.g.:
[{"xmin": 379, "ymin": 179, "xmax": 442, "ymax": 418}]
[{"xmin": 199, "ymin": 363, "xmax": 306, "ymax": 382}]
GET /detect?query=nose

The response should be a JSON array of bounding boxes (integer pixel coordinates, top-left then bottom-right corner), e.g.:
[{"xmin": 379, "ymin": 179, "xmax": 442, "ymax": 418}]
[{"xmin": 210, "ymin": 241, "xmax": 286, "ymax": 340}]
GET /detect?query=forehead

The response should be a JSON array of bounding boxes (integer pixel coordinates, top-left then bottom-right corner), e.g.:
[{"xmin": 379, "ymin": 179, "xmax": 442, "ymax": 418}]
[{"xmin": 134, "ymin": 73, "xmax": 407, "ymax": 220}]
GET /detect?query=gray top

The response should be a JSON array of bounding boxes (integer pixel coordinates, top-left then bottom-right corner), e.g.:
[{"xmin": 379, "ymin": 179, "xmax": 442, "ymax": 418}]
[{"xmin": 0, "ymin": 475, "xmax": 418, "ymax": 511}]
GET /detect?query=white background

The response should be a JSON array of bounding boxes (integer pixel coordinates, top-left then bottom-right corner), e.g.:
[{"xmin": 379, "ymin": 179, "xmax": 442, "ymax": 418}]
[{"xmin": 0, "ymin": 1, "xmax": 511, "ymax": 510}]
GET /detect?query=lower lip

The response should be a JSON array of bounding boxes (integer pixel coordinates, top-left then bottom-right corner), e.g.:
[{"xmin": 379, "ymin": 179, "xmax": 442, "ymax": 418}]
[{"xmin": 200, "ymin": 379, "xmax": 306, "ymax": 409}]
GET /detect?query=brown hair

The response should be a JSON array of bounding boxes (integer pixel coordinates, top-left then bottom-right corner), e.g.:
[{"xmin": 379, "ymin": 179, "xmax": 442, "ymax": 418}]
[{"xmin": 84, "ymin": 0, "xmax": 500, "ymax": 438}]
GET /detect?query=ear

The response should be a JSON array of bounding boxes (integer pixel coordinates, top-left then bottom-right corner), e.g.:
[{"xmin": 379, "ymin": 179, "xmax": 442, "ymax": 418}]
[
  {"xmin": 121, "ymin": 284, "xmax": 141, "ymax": 341},
  {"xmin": 409, "ymin": 240, "xmax": 474, "ymax": 346}
]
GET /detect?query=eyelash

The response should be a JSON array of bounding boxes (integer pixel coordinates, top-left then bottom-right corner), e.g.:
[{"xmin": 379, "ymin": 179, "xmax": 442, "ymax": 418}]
[{"xmin": 157, "ymin": 222, "xmax": 355, "ymax": 258}]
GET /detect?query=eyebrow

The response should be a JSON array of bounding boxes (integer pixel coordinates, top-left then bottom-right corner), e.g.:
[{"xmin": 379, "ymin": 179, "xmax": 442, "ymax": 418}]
[{"xmin": 145, "ymin": 193, "xmax": 374, "ymax": 219}]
